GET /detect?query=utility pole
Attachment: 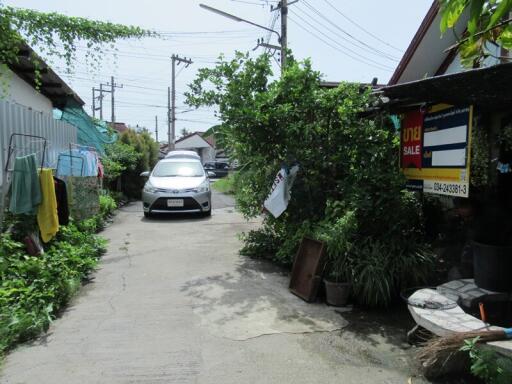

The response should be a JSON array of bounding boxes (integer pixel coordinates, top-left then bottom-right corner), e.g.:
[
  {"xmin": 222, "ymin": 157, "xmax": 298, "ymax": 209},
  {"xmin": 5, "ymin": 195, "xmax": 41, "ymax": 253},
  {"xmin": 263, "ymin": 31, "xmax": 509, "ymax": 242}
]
[
  {"xmin": 167, "ymin": 86, "xmax": 171, "ymax": 150},
  {"xmin": 97, "ymin": 83, "xmax": 112, "ymax": 121},
  {"xmin": 92, "ymin": 88, "xmax": 96, "ymax": 118},
  {"xmin": 169, "ymin": 54, "xmax": 192, "ymax": 152},
  {"xmin": 106, "ymin": 76, "xmax": 123, "ymax": 125},
  {"xmin": 270, "ymin": 0, "xmax": 297, "ymax": 73},
  {"xmin": 281, "ymin": 0, "xmax": 287, "ymax": 72},
  {"xmin": 155, "ymin": 115, "xmax": 159, "ymax": 143},
  {"xmin": 92, "ymin": 86, "xmax": 106, "ymax": 119}
]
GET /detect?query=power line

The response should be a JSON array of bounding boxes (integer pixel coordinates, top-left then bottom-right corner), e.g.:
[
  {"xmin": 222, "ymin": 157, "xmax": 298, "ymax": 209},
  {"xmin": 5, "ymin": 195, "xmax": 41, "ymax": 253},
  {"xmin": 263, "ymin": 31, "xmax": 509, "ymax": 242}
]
[
  {"xmin": 299, "ymin": 1, "xmax": 399, "ymax": 61},
  {"xmin": 287, "ymin": 15, "xmax": 394, "ymax": 71},
  {"xmin": 292, "ymin": 5, "xmax": 398, "ymax": 62},
  {"xmin": 322, "ymin": 0, "xmax": 403, "ymax": 53}
]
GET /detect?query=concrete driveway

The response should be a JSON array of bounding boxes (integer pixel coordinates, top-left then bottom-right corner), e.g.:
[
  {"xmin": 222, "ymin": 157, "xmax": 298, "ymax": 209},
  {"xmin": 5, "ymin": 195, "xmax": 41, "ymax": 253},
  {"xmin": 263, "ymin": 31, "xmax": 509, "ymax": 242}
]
[{"xmin": 1, "ymin": 192, "xmax": 428, "ymax": 383}]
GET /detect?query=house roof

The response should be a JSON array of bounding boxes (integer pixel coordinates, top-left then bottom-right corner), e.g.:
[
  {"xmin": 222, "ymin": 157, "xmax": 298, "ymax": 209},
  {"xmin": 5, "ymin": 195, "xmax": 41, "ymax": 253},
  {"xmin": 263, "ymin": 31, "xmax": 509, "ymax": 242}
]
[
  {"xmin": 378, "ymin": 62, "xmax": 512, "ymax": 112},
  {"xmin": 388, "ymin": 1, "xmax": 469, "ymax": 85},
  {"xmin": 109, "ymin": 122, "xmax": 129, "ymax": 133},
  {"xmin": 175, "ymin": 131, "xmax": 213, "ymax": 148},
  {"xmin": 7, "ymin": 43, "xmax": 85, "ymax": 108},
  {"xmin": 319, "ymin": 81, "xmax": 385, "ymax": 89}
]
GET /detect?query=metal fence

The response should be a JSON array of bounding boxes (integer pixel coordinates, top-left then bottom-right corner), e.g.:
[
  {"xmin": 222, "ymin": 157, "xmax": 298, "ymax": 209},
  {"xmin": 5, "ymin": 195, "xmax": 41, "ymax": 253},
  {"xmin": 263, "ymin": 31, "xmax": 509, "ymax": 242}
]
[{"xmin": 0, "ymin": 99, "xmax": 78, "ymax": 186}]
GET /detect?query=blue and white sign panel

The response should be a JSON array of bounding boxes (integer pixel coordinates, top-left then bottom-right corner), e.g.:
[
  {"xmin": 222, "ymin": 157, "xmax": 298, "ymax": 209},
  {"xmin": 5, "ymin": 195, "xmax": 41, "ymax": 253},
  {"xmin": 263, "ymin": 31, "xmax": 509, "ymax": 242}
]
[{"xmin": 422, "ymin": 107, "xmax": 470, "ymax": 169}]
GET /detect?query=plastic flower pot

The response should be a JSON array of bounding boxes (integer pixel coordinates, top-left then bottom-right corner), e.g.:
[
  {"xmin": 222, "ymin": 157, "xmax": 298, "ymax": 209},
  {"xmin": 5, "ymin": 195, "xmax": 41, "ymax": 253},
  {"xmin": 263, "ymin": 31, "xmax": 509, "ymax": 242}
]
[{"xmin": 324, "ymin": 279, "xmax": 351, "ymax": 307}]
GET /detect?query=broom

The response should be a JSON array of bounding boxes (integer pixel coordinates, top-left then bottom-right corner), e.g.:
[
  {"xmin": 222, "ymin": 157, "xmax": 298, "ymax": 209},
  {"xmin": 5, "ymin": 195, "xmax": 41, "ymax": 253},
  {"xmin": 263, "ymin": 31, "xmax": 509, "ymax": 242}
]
[{"xmin": 418, "ymin": 328, "xmax": 512, "ymax": 367}]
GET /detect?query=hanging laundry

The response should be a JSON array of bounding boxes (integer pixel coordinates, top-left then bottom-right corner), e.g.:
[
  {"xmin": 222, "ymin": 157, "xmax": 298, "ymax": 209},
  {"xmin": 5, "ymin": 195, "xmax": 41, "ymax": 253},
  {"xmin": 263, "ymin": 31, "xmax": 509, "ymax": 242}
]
[
  {"xmin": 57, "ymin": 148, "xmax": 98, "ymax": 177},
  {"xmin": 8, "ymin": 154, "xmax": 42, "ymax": 215},
  {"xmin": 53, "ymin": 177, "xmax": 70, "ymax": 226},
  {"xmin": 37, "ymin": 169, "xmax": 59, "ymax": 243}
]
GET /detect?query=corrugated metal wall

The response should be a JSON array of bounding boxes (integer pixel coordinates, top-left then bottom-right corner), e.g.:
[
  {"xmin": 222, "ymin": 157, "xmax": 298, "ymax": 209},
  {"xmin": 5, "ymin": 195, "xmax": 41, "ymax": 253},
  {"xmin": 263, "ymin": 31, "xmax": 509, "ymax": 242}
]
[{"xmin": 0, "ymin": 99, "xmax": 78, "ymax": 186}]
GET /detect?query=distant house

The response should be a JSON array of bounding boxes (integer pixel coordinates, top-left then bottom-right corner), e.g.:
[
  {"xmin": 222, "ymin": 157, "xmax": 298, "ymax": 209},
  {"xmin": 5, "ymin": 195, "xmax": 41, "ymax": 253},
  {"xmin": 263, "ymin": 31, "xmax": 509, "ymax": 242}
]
[{"xmin": 174, "ymin": 131, "xmax": 216, "ymax": 163}]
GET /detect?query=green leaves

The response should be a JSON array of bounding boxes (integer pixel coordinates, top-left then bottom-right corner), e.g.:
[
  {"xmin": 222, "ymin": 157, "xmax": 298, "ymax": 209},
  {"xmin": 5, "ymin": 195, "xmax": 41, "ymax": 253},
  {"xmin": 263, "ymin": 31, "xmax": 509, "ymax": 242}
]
[
  {"xmin": 440, "ymin": 0, "xmax": 512, "ymax": 66},
  {"xmin": 487, "ymin": 0, "xmax": 512, "ymax": 29},
  {"xmin": 440, "ymin": 0, "xmax": 469, "ymax": 33},
  {"xmin": 469, "ymin": 0, "xmax": 485, "ymax": 35},
  {"xmin": 0, "ymin": 5, "xmax": 153, "ymax": 82}
]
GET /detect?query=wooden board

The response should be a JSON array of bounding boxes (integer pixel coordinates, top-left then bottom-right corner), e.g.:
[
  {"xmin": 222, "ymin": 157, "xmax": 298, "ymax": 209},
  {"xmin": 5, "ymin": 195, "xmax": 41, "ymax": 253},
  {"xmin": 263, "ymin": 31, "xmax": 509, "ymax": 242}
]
[{"xmin": 289, "ymin": 237, "xmax": 325, "ymax": 302}]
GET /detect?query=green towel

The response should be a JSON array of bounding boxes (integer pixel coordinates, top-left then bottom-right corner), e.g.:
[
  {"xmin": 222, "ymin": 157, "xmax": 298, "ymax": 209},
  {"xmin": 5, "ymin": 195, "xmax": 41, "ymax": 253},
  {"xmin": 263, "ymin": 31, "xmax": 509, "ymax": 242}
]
[{"xmin": 9, "ymin": 154, "xmax": 42, "ymax": 215}]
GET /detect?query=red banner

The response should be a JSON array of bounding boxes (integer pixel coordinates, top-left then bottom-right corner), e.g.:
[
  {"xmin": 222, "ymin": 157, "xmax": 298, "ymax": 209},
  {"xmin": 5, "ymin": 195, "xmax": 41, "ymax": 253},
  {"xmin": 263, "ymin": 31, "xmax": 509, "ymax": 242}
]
[{"xmin": 401, "ymin": 111, "xmax": 423, "ymax": 169}]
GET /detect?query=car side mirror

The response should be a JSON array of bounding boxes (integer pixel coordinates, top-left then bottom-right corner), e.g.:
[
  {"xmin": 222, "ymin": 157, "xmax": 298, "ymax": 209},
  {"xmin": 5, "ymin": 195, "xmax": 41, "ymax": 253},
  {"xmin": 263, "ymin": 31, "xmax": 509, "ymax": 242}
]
[
  {"xmin": 140, "ymin": 171, "xmax": 150, "ymax": 177},
  {"xmin": 207, "ymin": 171, "xmax": 216, "ymax": 178}
]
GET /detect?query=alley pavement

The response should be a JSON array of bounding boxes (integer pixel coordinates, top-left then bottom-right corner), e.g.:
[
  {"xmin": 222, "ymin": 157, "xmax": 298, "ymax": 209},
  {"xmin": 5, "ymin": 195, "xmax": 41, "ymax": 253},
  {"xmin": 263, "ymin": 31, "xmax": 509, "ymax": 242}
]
[{"xmin": 1, "ymin": 191, "xmax": 427, "ymax": 383}]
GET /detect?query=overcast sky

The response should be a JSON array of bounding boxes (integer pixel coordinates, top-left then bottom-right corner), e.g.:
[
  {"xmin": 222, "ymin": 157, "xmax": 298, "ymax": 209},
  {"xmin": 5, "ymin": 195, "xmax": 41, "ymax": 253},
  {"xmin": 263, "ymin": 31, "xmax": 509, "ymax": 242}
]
[{"xmin": 6, "ymin": 0, "xmax": 433, "ymax": 141}]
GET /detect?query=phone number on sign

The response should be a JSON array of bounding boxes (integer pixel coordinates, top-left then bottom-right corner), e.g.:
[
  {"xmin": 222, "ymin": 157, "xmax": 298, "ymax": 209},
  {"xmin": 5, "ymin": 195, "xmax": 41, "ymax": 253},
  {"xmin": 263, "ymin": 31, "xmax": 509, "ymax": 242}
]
[{"xmin": 433, "ymin": 182, "xmax": 467, "ymax": 195}]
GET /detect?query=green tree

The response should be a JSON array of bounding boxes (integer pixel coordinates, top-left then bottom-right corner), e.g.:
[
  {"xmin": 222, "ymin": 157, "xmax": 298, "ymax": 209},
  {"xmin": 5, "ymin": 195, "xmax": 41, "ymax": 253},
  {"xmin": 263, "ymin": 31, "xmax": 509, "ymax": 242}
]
[
  {"xmin": 186, "ymin": 53, "xmax": 433, "ymax": 307},
  {"xmin": 440, "ymin": 0, "xmax": 512, "ymax": 66}
]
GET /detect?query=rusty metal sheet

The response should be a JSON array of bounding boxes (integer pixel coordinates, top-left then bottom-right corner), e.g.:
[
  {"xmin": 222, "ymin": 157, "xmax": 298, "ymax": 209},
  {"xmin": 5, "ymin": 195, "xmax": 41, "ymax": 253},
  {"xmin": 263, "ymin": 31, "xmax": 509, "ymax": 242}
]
[{"xmin": 289, "ymin": 237, "xmax": 326, "ymax": 302}]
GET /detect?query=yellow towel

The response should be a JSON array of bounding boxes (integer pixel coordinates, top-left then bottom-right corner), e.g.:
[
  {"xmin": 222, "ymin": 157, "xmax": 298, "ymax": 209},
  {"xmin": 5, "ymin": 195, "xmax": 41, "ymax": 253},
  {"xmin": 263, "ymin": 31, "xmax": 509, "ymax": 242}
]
[{"xmin": 37, "ymin": 169, "xmax": 59, "ymax": 243}]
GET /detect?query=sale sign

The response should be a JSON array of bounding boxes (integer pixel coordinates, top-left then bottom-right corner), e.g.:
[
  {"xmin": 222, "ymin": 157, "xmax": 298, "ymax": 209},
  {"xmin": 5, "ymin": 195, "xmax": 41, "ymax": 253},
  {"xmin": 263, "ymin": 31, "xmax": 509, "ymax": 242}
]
[{"xmin": 401, "ymin": 111, "xmax": 423, "ymax": 169}]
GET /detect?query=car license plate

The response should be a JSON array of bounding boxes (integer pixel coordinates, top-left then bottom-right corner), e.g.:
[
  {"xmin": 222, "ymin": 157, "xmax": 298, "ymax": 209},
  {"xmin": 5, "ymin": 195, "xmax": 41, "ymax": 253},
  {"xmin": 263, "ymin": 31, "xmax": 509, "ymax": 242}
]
[{"xmin": 167, "ymin": 199, "xmax": 184, "ymax": 207}]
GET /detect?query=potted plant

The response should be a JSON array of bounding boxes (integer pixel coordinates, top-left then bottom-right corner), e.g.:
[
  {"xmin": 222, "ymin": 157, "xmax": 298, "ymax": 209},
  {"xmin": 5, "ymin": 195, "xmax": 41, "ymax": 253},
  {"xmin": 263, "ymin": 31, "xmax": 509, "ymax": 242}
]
[
  {"xmin": 323, "ymin": 256, "xmax": 351, "ymax": 306},
  {"xmin": 314, "ymin": 211, "xmax": 356, "ymax": 306}
]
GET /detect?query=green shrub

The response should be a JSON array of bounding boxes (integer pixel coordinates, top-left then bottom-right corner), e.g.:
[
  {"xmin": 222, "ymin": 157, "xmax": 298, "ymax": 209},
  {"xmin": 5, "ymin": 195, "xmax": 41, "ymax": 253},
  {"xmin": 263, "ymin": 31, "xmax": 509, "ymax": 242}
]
[
  {"xmin": 0, "ymin": 204, "xmax": 111, "ymax": 357},
  {"xmin": 99, "ymin": 193, "xmax": 117, "ymax": 217}
]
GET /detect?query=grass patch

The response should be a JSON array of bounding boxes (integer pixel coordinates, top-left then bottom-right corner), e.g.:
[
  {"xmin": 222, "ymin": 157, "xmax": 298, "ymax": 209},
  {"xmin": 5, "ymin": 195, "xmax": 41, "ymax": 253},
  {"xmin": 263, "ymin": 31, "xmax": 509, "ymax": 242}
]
[{"xmin": 212, "ymin": 173, "xmax": 236, "ymax": 194}]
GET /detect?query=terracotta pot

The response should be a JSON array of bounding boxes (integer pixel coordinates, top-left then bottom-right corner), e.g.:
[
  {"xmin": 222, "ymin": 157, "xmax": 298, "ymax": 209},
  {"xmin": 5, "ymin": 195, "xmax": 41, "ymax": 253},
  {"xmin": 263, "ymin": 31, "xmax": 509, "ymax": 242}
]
[{"xmin": 324, "ymin": 279, "xmax": 351, "ymax": 306}]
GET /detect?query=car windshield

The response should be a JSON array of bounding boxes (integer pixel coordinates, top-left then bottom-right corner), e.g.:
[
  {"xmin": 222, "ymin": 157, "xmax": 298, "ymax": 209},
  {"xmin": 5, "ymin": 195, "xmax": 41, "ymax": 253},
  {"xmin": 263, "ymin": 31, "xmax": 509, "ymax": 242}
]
[{"xmin": 152, "ymin": 161, "xmax": 204, "ymax": 177}]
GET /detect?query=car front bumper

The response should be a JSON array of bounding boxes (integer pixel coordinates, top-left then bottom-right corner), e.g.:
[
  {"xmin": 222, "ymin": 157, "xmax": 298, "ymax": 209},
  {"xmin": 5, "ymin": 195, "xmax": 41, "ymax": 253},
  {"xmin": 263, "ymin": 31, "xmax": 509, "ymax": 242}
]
[{"xmin": 142, "ymin": 190, "xmax": 211, "ymax": 214}]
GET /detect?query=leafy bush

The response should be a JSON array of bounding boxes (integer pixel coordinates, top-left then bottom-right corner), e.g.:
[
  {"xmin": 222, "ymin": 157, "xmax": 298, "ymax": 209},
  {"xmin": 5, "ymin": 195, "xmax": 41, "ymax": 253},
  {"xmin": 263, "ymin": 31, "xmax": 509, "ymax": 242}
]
[
  {"xmin": 118, "ymin": 129, "xmax": 159, "ymax": 198},
  {"xmin": 99, "ymin": 193, "xmax": 117, "ymax": 218},
  {"xmin": 187, "ymin": 53, "xmax": 435, "ymax": 307},
  {"xmin": 0, "ymin": 210, "xmax": 110, "ymax": 356},
  {"xmin": 103, "ymin": 140, "xmax": 140, "ymax": 185}
]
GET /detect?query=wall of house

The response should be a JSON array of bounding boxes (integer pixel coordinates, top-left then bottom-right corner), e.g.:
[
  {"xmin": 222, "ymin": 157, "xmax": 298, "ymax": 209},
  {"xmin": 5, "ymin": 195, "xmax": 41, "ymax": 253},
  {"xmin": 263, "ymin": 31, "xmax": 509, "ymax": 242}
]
[
  {"xmin": 0, "ymin": 66, "xmax": 53, "ymax": 114},
  {"xmin": 443, "ymin": 45, "xmax": 502, "ymax": 76}
]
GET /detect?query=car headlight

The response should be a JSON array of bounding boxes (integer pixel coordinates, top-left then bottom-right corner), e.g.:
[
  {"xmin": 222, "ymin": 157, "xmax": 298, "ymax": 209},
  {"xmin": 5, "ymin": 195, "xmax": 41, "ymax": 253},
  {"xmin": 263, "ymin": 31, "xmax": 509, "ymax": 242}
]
[
  {"xmin": 143, "ymin": 181, "xmax": 158, "ymax": 193},
  {"xmin": 196, "ymin": 180, "xmax": 210, "ymax": 193}
]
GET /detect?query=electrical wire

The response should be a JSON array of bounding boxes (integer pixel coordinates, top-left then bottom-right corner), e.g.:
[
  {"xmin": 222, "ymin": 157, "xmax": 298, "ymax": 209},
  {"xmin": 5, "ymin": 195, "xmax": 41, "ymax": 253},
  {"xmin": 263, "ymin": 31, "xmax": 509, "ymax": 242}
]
[
  {"xmin": 292, "ymin": 5, "xmax": 398, "ymax": 62},
  {"xmin": 300, "ymin": 1, "xmax": 399, "ymax": 61},
  {"xmin": 322, "ymin": 0, "xmax": 403, "ymax": 53},
  {"xmin": 287, "ymin": 15, "xmax": 394, "ymax": 71}
]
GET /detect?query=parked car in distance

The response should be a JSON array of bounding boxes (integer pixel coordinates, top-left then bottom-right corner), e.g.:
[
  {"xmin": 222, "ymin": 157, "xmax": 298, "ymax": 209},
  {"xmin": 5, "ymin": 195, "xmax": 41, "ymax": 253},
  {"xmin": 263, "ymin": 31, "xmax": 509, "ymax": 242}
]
[
  {"xmin": 165, "ymin": 150, "xmax": 201, "ymax": 160},
  {"xmin": 203, "ymin": 161, "xmax": 230, "ymax": 178},
  {"xmin": 141, "ymin": 157, "xmax": 212, "ymax": 218}
]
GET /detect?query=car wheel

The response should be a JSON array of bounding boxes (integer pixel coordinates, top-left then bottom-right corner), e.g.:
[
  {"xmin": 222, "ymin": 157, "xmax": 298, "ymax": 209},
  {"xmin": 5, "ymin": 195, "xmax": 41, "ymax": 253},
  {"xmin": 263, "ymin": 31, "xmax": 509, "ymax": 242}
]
[{"xmin": 144, "ymin": 211, "xmax": 152, "ymax": 218}]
